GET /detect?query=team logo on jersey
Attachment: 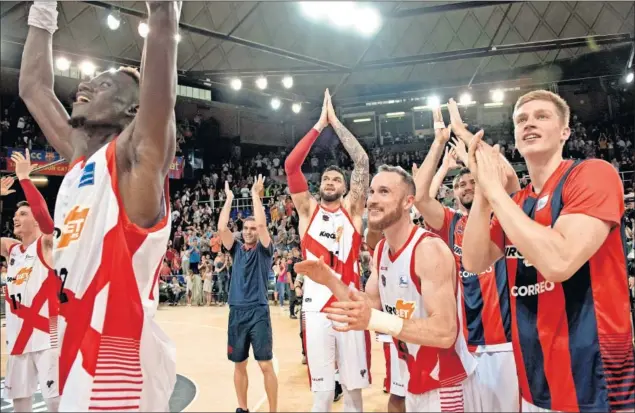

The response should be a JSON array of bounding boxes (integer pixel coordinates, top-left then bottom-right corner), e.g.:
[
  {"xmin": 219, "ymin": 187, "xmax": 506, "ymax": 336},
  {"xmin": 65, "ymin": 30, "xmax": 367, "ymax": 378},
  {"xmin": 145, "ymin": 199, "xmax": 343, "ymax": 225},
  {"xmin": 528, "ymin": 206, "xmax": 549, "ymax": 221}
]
[
  {"xmin": 78, "ymin": 162, "xmax": 96, "ymax": 188},
  {"xmin": 57, "ymin": 206, "xmax": 90, "ymax": 248},
  {"xmin": 322, "ymin": 215, "xmax": 330, "ymax": 222},
  {"xmin": 399, "ymin": 274, "xmax": 408, "ymax": 287},
  {"xmin": 536, "ymin": 195, "xmax": 549, "ymax": 211},
  {"xmin": 335, "ymin": 226, "xmax": 343, "ymax": 242},
  {"xmin": 7, "ymin": 267, "xmax": 32, "ymax": 285},
  {"xmin": 384, "ymin": 299, "xmax": 416, "ymax": 320},
  {"xmin": 505, "ymin": 245, "xmax": 533, "ymax": 267}
]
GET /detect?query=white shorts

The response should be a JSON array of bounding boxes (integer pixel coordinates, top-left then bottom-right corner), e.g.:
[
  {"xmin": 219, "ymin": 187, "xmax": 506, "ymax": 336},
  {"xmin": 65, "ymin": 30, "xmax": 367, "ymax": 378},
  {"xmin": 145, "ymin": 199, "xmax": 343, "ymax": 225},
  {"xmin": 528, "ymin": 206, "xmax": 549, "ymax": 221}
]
[
  {"xmin": 406, "ymin": 373, "xmax": 480, "ymax": 412},
  {"xmin": 303, "ymin": 311, "xmax": 371, "ymax": 392},
  {"xmin": 383, "ymin": 342, "xmax": 405, "ymax": 397},
  {"xmin": 473, "ymin": 349, "xmax": 519, "ymax": 411},
  {"xmin": 3, "ymin": 348, "xmax": 60, "ymax": 400}
]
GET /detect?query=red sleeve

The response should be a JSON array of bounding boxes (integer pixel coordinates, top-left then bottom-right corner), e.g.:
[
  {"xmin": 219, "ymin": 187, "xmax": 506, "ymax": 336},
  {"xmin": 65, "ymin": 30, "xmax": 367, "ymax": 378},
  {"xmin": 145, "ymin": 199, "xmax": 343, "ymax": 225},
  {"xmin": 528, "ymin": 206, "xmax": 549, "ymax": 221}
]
[
  {"xmin": 19, "ymin": 179, "xmax": 55, "ymax": 234},
  {"xmin": 284, "ymin": 128, "xmax": 320, "ymax": 194},
  {"xmin": 425, "ymin": 207, "xmax": 455, "ymax": 245},
  {"xmin": 561, "ymin": 159, "xmax": 624, "ymax": 227}
]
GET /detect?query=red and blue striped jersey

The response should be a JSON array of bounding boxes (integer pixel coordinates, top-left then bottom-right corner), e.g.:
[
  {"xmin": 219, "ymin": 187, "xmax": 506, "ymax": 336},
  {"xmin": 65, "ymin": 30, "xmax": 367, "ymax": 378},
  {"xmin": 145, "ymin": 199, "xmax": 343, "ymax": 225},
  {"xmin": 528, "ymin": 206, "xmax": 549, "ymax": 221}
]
[
  {"xmin": 429, "ymin": 208, "xmax": 511, "ymax": 351},
  {"xmin": 490, "ymin": 159, "xmax": 634, "ymax": 412}
]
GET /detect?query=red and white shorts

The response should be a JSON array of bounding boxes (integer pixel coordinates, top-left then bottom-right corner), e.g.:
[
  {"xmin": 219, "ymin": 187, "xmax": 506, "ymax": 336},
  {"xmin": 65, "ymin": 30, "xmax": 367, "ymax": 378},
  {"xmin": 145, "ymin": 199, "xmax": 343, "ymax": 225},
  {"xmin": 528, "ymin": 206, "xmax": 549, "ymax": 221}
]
[{"xmin": 3, "ymin": 348, "xmax": 59, "ymax": 400}]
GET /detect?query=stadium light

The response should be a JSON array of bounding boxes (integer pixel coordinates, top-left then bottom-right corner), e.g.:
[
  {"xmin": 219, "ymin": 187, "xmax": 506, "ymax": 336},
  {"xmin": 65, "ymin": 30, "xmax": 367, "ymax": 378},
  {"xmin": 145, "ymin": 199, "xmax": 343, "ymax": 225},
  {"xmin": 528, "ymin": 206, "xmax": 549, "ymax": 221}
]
[
  {"xmin": 292, "ymin": 103, "xmax": 302, "ymax": 113},
  {"xmin": 282, "ymin": 76, "xmax": 294, "ymax": 89},
  {"xmin": 491, "ymin": 89, "xmax": 505, "ymax": 102},
  {"xmin": 138, "ymin": 22, "xmax": 149, "ymax": 38},
  {"xmin": 626, "ymin": 72, "xmax": 634, "ymax": 83},
  {"xmin": 459, "ymin": 93, "xmax": 472, "ymax": 106},
  {"xmin": 328, "ymin": 2, "xmax": 355, "ymax": 28},
  {"xmin": 230, "ymin": 78, "xmax": 242, "ymax": 90},
  {"xmin": 271, "ymin": 98, "xmax": 282, "ymax": 110},
  {"xmin": 80, "ymin": 61, "xmax": 96, "ymax": 76},
  {"xmin": 427, "ymin": 96, "xmax": 441, "ymax": 109},
  {"xmin": 354, "ymin": 7, "xmax": 381, "ymax": 35},
  {"xmin": 256, "ymin": 76, "xmax": 268, "ymax": 90},
  {"xmin": 175, "ymin": 33, "xmax": 181, "ymax": 43},
  {"xmin": 353, "ymin": 118, "xmax": 372, "ymax": 123},
  {"xmin": 106, "ymin": 12, "xmax": 120, "ymax": 30},
  {"xmin": 300, "ymin": 2, "xmax": 327, "ymax": 20},
  {"xmin": 108, "ymin": 67, "xmax": 117, "ymax": 74},
  {"xmin": 55, "ymin": 57, "xmax": 70, "ymax": 71}
]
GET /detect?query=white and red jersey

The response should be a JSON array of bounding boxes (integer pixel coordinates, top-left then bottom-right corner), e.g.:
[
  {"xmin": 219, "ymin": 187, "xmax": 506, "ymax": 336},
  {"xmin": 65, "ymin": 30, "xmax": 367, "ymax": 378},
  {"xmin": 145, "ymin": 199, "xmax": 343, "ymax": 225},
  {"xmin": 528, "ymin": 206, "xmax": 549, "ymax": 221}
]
[
  {"xmin": 4, "ymin": 237, "xmax": 59, "ymax": 355},
  {"xmin": 301, "ymin": 205, "xmax": 362, "ymax": 312},
  {"xmin": 376, "ymin": 226, "xmax": 476, "ymax": 395},
  {"xmin": 53, "ymin": 140, "xmax": 175, "ymax": 411}
]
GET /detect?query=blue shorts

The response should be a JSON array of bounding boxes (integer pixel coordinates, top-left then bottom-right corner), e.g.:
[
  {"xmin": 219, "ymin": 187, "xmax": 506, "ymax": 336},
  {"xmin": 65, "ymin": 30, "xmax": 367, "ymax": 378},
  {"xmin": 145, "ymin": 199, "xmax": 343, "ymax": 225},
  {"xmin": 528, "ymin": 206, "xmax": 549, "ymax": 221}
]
[{"xmin": 227, "ymin": 305, "xmax": 273, "ymax": 362}]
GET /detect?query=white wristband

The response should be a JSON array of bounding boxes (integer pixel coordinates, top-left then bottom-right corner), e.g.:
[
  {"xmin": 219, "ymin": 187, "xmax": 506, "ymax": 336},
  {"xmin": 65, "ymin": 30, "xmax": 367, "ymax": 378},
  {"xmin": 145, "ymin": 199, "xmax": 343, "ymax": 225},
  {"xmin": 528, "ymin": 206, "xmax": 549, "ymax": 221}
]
[
  {"xmin": 28, "ymin": 2, "xmax": 58, "ymax": 35},
  {"xmin": 434, "ymin": 121, "xmax": 446, "ymax": 130},
  {"xmin": 367, "ymin": 308, "xmax": 404, "ymax": 337}
]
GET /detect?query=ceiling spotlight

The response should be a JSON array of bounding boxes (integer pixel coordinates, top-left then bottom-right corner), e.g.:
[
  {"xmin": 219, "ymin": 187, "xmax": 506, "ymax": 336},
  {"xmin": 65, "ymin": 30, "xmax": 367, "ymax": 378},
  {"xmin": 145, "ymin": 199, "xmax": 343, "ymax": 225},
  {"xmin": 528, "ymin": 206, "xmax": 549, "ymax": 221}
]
[
  {"xmin": 138, "ymin": 22, "xmax": 149, "ymax": 38},
  {"xmin": 626, "ymin": 72, "xmax": 634, "ymax": 83},
  {"xmin": 230, "ymin": 78, "xmax": 242, "ymax": 91},
  {"xmin": 282, "ymin": 76, "xmax": 293, "ymax": 89},
  {"xmin": 354, "ymin": 7, "xmax": 381, "ymax": 35},
  {"xmin": 291, "ymin": 103, "xmax": 301, "ymax": 113},
  {"xmin": 491, "ymin": 89, "xmax": 505, "ymax": 102},
  {"xmin": 459, "ymin": 93, "xmax": 472, "ymax": 105},
  {"xmin": 55, "ymin": 57, "xmax": 70, "ymax": 71},
  {"xmin": 271, "ymin": 98, "xmax": 281, "ymax": 110},
  {"xmin": 300, "ymin": 2, "xmax": 327, "ymax": 20},
  {"xmin": 106, "ymin": 12, "xmax": 120, "ymax": 30},
  {"xmin": 80, "ymin": 60, "xmax": 96, "ymax": 76},
  {"xmin": 256, "ymin": 76, "xmax": 268, "ymax": 90},
  {"xmin": 175, "ymin": 33, "xmax": 181, "ymax": 43},
  {"xmin": 108, "ymin": 67, "xmax": 117, "ymax": 74},
  {"xmin": 427, "ymin": 96, "xmax": 440, "ymax": 109},
  {"xmin": 328, "ymin": 2, "xmax": 355, "ymax": 28}
]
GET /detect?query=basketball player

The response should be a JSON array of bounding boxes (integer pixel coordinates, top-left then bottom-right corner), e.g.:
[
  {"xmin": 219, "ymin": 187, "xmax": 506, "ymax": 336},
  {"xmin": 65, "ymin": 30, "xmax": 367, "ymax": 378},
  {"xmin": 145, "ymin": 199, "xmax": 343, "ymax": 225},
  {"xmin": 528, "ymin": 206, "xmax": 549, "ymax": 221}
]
[
  {"xmin": 19, "ymin": 1, "xmax": 181, "ymax": 410},
  {"xmin": 284, "ymin": 90, "xmax": 370, "ymax": 412},
  {"xmin": 412, "ymin": 105, "xmax": 519, "ymax": 411},
  {"xmin": 1, "ymin": 151, "xmax": 59, "ymax": 412},
  {"xmin": 462, "ymin": 90, "xmax": 635, "ymax": 412},
  {"xmin": 295, "ymin": 165, "xmax": 479, "ymax": 412},
  {"xmin": 218, "ymin": 176, "xmax": 278, "ymax": 413}
]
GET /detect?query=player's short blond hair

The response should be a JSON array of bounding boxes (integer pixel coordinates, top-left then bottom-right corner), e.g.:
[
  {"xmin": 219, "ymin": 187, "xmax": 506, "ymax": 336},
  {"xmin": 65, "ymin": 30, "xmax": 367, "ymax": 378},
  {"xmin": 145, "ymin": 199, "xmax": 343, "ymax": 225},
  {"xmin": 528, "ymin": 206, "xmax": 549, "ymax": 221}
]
[{"xmin": 514, "ymin": 90, "xmax": 570, "ymax": 126}]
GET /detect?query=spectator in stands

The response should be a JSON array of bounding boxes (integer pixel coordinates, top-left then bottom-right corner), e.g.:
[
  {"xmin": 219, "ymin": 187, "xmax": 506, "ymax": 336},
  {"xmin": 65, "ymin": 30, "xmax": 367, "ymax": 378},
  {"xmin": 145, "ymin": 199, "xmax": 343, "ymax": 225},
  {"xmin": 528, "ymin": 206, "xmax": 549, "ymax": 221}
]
[{"xmin": 168, "ymin": 276, "xmax": 184, "ymax": 306}]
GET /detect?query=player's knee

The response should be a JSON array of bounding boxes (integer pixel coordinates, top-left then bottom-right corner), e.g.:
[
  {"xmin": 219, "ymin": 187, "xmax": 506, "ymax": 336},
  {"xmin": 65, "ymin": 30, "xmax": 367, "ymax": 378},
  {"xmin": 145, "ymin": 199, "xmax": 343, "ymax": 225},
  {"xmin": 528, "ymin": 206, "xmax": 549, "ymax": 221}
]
[
  {"xmin": 13, "ymin": 397, "xmax": 34, "ymax": 413},
  {"xmin": 257, "ymin": 360, "xmax": 274, "ymax": 374},
  {"xmin": 311, "ymin": 390, "xmax": 334, "ymax": 413},
  {"xmin": 234, "ymin": 359, "xmax": 248, "ymax": 372},
  {"xmin": 44, "ymin": 396, "xmax": 61, "ymax": 413}
]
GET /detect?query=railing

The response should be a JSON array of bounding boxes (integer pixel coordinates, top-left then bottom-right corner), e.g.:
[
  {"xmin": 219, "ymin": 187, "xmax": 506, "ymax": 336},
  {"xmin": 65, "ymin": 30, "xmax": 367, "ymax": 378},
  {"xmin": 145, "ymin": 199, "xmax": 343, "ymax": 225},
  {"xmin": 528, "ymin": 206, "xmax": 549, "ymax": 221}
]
[{"xmin": 620, "ymin": 170, "xmax": 633, "ymax": 189}]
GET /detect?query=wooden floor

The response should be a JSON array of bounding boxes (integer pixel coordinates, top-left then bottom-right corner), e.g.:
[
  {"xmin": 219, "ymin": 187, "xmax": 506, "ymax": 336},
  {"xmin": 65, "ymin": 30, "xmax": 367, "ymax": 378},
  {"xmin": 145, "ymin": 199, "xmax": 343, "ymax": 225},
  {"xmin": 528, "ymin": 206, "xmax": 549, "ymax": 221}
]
[{"xmin": 1, "ymin": 304, "xmax": 392, "ymax": 412}]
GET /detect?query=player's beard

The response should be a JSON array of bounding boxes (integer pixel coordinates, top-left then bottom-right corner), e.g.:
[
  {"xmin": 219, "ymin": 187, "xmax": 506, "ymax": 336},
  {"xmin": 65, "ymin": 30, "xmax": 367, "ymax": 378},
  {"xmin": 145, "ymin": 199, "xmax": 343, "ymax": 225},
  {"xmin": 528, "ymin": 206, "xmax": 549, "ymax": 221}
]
[
  {"xmin": 368, "ymin": 205, "xmax": 403, "ymax": 231},
  {"xmin": 460, "ymin": 198, "xmax": 473, "ymax": 210},
  {"xmin": 320, "ymin": 189, "xmax": 342, "ymax": 203}
]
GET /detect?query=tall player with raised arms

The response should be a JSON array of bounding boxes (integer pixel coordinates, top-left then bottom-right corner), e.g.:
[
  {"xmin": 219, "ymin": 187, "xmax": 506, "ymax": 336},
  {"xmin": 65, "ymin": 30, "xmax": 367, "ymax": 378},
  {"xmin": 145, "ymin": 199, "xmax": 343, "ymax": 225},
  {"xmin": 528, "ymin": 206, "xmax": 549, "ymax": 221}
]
[
  {"xmin": 284, "ymin": 90, "xmax": 370, "ymax": 412},
  {"xmin": 19, "ymin": 1, "xmax": 181, "ymax": 410}
]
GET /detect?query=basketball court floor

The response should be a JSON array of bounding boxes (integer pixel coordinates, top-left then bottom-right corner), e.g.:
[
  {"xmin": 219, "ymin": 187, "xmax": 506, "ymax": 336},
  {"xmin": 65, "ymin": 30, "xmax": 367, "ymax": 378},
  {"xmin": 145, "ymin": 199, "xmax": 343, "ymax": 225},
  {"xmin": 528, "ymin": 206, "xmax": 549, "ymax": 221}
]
[{"xmin": 1, "ymin": 305, "xmax": 390, "ymax": 412}]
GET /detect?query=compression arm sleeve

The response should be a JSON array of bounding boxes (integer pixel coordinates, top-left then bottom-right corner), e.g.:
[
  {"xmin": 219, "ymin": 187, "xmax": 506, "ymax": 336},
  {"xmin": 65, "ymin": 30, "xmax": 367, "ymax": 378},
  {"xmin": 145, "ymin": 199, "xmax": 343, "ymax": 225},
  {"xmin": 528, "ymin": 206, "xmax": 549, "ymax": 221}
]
[
  {"xmin": 19, "ymin": 178, "xmax": 54, "ymax": 235},
  {"xmin": 284, "ymin": 128, "xmax": 320, "ymax": 194}
]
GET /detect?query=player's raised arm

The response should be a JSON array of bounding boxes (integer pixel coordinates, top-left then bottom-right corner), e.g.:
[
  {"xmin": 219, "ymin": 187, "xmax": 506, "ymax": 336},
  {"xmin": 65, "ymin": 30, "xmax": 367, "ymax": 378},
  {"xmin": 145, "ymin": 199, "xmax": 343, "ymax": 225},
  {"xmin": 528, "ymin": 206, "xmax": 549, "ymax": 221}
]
[
  {"xmin": 118, "ymin": 1, "xmax": 181, "ymax": 228},
  {"xmin": 413, "ymin": 108, "xmax": 454, "ymax": 231},
  {"xmin": 19, "ymin": 1, "xmax": 73, "ymax": 160},
  {"xmin": 284, "ymin": 91, "xmax": 328, "ymax": 218},
  {"xmin": 251, "ymin": 175, "xmax": 271, "ymax": 248},
  {"xmin": 217, "ymin": 181, "xmax": 236, "ymax": 251},
  {"xmin": 326, "ymin": 92, "xmax": 369, "ymax": 216}
]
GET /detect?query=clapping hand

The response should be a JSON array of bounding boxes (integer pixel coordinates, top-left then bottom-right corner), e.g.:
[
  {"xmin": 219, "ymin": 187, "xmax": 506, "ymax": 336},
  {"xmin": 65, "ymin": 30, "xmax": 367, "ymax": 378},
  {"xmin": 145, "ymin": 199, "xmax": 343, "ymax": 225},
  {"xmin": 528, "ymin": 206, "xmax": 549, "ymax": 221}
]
[
  {"xmin": 323, "ymin": 289, "xmax": 372, "ymax": 333},
  {"xmin": 449, "ymin": 137, "xmax": 469, "ymax": 166},
  {"xmin": 11, "ymin": 149, "xmax": 36, "ymax": 181},
  {"xmin": 1, "ymin": 176, "xmax": 15, "ymax": 196},
  {"xmin": 467, "ymin": 132, "xmax": 508, "ymax": 200}
]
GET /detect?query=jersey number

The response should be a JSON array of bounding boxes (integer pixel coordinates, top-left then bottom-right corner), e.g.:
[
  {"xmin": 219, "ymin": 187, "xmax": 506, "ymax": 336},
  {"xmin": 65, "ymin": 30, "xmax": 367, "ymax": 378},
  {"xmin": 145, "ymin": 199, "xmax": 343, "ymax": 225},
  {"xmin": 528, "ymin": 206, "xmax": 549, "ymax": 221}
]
[
  {"xmin": 9, "ymin": 293, "xmax": 22, "ymax": 311},
  {"xmin": 56, "ymin": 268, "xmax": 69, "ymax": 303}
]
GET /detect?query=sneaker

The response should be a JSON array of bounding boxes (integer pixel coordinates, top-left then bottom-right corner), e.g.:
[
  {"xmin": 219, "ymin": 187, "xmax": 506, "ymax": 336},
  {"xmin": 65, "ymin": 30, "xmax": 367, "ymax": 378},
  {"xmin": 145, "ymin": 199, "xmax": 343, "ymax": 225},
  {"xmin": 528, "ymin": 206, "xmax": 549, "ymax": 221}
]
[
  {"xmin": 333, "ymin": 381, "xmax": 343, "ymax": 402},
  {"xmin": 236, "ymin": 408, "xmax": 249, "ymax": 413},
  {"xmin": 290, "ymin": 314, "xmax": 298, "ymax": 319}
]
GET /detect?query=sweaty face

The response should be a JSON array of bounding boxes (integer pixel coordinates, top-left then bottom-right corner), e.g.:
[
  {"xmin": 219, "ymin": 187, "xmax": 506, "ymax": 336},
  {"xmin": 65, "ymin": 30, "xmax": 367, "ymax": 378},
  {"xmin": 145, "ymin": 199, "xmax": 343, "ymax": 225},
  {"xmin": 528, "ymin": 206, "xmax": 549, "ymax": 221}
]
[
  {"xmin": 242, "ymin": 221, "xmax": 258, "ymax": 245},
  {"xmin": 319, "ymin": 171, "xmax": 346, "ymax": 203},
  {"xmin": 513, "ymin": 99, "xmax": 570, "ymax": 159},
  {"xmin": 367, "ymin": 172, "xmax": 413, "ymax": 231},
  {"xmin": 71, "ymin": 70, "xmax": 139, "ymax": 130},
  {"xmin": 454, "ymin": 173, "xmax": 475, "ymax": 210},
  {"xmin": 13, "ymin": 206, "xmax": 37, "ymax": 239}
]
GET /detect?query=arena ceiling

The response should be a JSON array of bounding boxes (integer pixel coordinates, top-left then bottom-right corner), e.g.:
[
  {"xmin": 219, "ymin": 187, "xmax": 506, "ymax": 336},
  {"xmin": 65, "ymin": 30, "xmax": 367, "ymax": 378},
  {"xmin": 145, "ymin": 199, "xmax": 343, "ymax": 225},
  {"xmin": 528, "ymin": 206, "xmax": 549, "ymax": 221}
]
[{"xmin": 1, "ymin": 1, "xmax": 634, "ymax": 108}]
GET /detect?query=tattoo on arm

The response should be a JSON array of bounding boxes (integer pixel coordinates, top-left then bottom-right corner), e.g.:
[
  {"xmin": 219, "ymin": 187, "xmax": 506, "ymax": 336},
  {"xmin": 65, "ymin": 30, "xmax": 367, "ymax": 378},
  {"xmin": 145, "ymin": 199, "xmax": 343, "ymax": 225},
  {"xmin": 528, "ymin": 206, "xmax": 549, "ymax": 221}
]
[{"xmin": 331, "ymin": 120, "xmax": 369, "ymax": 208}]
